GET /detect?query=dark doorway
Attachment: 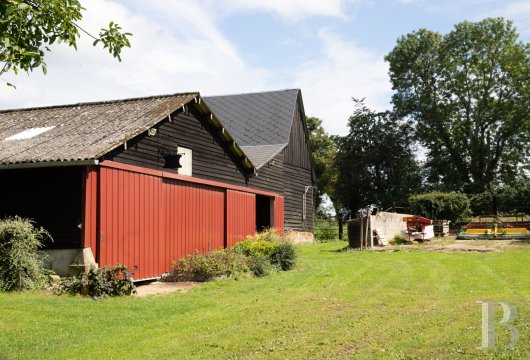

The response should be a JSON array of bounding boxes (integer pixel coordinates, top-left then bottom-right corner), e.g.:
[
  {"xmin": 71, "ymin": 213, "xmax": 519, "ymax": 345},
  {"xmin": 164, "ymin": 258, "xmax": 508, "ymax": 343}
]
[
  {"xmin": 256, "ymin": 195, "xmax": 272, "ymax": 232},
  {"xmin": 0, "ymin": 167, "xmax": 84, "ymax": 249}
]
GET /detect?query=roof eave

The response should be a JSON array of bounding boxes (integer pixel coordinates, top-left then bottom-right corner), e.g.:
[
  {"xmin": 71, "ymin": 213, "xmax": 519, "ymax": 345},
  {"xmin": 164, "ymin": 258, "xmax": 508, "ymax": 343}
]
[
  {"xmin": 0, "ymin": 159, "xmax": 99, "ymax": 170},
  {"xmin": 192, "ymin": 96, "xmax": 257, "ymax": 176}
]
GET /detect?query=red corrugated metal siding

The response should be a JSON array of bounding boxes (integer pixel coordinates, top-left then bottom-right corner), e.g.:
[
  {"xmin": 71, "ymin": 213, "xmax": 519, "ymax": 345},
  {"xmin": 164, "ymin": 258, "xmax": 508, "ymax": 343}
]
[
  {"xmin": 226, "ymin": 190, "xmax": 256, "ymax": 248},
  {"xmin": 98, "ymin": 165, "xmax": 225, "ymax": 280},
  {"xmin": 82, "ymin": 166, "xmax": 98, "ymax": 252},
  {"xmin": 274, "ymin": 196, "xmax": 285, "ymax": 235}
]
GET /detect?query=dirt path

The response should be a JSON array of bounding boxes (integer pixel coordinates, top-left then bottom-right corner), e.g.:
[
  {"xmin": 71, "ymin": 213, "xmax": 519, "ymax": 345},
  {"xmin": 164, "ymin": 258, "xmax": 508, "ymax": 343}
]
[
  {"xmin": 134, "ymin": 281, "xmax": 196, "ymax": 297},
  {"xmin": 369, "ymin": 237, "xmax": 529, "ymax": 253}
]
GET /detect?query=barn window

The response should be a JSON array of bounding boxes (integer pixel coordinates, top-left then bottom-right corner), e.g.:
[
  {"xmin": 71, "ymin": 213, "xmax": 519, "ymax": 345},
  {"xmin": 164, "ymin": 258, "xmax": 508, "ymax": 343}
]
[{"xmin": 5, "ymin": 126, "xmax": 55, "ymax": 141}]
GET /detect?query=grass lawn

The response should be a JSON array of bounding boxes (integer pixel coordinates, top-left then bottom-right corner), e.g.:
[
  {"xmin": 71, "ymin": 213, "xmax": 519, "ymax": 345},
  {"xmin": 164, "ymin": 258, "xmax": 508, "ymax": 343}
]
[{"xmin": 0, "ymin": 241, "xmax": 528, "ymax": 359}]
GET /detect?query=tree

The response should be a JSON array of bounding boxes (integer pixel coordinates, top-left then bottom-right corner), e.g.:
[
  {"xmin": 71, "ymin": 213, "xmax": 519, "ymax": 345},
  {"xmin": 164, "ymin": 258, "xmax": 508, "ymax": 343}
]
[
  {"xmin": 306, "ymin": 116, "xmax": 337, "ymax": 212},
  {"xmin": 1, "ymin": 0, "xmax": 131, "ymax": 85},
  {"xmin": 385, "ymin": 18, "xmax": 530, "ymax": 194},
  {"xmin": 334, "ymin": 99, "xmax": 421, "ymax": 213}
]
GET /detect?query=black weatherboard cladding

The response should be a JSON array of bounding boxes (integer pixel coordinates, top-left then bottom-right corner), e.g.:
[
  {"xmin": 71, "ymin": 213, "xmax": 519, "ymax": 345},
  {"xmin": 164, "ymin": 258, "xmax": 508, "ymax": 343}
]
[{"xmin": 206, "ymin": 89, "xmax": 315, "ymax": 232}]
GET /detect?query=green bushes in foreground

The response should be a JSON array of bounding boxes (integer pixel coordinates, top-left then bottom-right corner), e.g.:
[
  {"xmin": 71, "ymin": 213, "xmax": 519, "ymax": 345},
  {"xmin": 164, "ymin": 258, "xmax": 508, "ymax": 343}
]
[
  {"xmin": 56, "ymin": 265, "xmax": 135, "ymax": 297},
  {"xmin": 171, "ymin": 228, "xmax": 297, "ymax": 281},
  {"xmin": 0, "ymin": 216, "xmax": 51, "ymax": 291}
]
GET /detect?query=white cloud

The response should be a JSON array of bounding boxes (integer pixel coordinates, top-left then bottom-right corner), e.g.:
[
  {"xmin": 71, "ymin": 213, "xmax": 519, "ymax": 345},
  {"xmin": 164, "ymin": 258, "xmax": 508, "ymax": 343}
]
[
  {"xmin": 215, "ymin": 0, "xmax": 358, "ymax": 21},
  {"xmin": 294, "ymin": 29, "xmax": 392, "ymax": 135},
  {"xmin": 0, "ymin": 0, "xmax": 275, "ymax": 109},
  {"xmin": 483, "ymin": 1, "xmax": 530, "ymax": 34},
  {"xmin": 0, "ymin": 0, "xmax": 394, "ymax": 139}
]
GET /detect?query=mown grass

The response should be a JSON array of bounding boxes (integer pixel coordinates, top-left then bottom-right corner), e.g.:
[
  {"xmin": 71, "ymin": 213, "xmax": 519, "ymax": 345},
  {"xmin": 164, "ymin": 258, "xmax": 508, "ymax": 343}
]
[{"xmin": 0, "ymin": 241, "xmax": 528, "ymax": 359}]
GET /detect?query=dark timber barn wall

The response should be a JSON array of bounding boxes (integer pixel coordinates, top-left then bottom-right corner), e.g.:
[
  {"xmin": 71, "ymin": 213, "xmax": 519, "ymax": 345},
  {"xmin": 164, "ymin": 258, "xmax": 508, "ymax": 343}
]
[
  {"xmin": 203, "ymin": 89, "xmax": 315, "ymax": 234},
  {"xmin": 105, "ymin": 108, "xmax": 248, "ymax": 187},
  {"xmin": 283, "ymin": 95, "xmax": 314, "ymax": 232}
]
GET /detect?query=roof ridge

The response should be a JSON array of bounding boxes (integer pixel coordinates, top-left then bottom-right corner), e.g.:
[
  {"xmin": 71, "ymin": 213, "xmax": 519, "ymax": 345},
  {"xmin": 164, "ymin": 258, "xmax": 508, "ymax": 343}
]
[
  {"xmin": 0, "ymin": 92, "xmax": 199, "ymax": 114},
  {"xmin": 204, "ymin": 88, "xmax": 299, "ymax": 98}
]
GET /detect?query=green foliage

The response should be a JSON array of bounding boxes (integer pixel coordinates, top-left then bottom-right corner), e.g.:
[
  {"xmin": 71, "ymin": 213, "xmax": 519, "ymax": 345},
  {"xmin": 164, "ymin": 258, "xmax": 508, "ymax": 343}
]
[
  {"xmin": 0, "ymin": 216, "xmax": 51, "ymax": 291},
  {"xmin": 314, "ymin": 218, "xmax": 338, "ymax": 241},
  {"xmin": 245, "ymin": 227, "xmax": 283, "ymax": 243},
  {"xmin": 171, "ymin": 250, "xmax": 250, "ymax": 282},
  {"xmin": 386, "ymin": 18, "xmax": 530, "ymax": 193},
  {"xmin": 334, "ymin": 98, "xmax": 422, "ymax": 212},
  {"xmin": 247, "ymin": 255, "xmax": 273, "ymax": 277},
  {"xmin": 469, "ymin": 179, "xmax": 530, "ymax": 215},
  {"xmin": 57, "ymin": 265, "xmax": 135, "ymax": 297},
  {"xmin": 232, "ymin": 239, "xmax": 278, "ymax": 258},
  {"xmin": 0, "ymin": 0, "xmax": 132, "ymax": 84},
  {"xmin": 409, "ymin": 192, "xmax": 472, "ymax": 224},
  {"xmin": 306, "ymin": 116, "xmax": 337, "ymax": 210},
  {"xmin": 270, "ymin": 242, "xmax": 297, "ymax": 271}
]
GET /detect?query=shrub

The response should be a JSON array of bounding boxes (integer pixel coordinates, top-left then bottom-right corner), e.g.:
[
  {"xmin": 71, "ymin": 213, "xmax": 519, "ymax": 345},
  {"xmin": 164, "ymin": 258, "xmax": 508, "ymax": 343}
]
[
  {"xmin": 314, "ymin": 218, "xmax": 338, "ymax": 241},
  {"xmin": 409, "ymin": 192, "xmax": 472, "ymax": 224},
  {"xmin": 0, "ymin": 216, "xmax": 51, "ymax": 291},
  {"xmin": 246, "ymin": 227, "xmax": 283, "ymax": 243},
  {"xmin": 57, "ymin": 265, "xmax": 135, "ymax": 297},
  {"xmin": 270, "ymin": 242, "xmax": 297, "ymax": 271},
  {"xmin": 248, "ymin": 255, "xmax": 273, "ymax": 277},
  {"xmin": 470, "ymin": 182, "xmax": 530, "ymax": 215},
  {"xmin": 171, "ymin": 250, "xmax": 250, "ymax": 281},
  {"xmin": 232, "ymin": 239, "xmax": 278, "ymax": 258}
]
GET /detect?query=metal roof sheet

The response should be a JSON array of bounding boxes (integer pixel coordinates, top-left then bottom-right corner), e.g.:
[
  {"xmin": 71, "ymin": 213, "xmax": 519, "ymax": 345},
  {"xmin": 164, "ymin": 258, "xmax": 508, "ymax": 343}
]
[{"xmin": 0, "ymin": 93, "xmax": 198, "ymax": 165}]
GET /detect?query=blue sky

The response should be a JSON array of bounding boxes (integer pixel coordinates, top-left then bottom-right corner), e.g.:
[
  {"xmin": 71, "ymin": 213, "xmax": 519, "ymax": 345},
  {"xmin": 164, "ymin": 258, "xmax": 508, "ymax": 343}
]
[{"xmin": 1, "ymin": 0, "xmax": 529, "ymax": 135}]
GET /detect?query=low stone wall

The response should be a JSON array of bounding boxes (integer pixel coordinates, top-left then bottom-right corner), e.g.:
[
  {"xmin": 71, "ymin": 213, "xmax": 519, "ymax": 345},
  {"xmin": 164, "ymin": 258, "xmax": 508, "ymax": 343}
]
[
  {"xmin": 286, "ymin": 231, "xmax": 314, "ymax": 244},
  {"xmin": 347, "ymin": 211, "xmax": 411, "ymax": 247},
  {"xmin": 370, "ymin": 211, "xmax": 411, "ymax": 243},
  {"xmin": 40, "ymin": 247, "xmax": 98, "ymax": 276}
]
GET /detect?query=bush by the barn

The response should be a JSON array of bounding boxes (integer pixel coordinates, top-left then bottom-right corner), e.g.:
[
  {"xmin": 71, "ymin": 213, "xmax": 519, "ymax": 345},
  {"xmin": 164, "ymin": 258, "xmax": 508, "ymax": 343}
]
[
  {"xmin": 248, "ymin": 227, "xmax": 283, "ymax": 243},
  {"xmin": 235, "ymin": 230, "xmax": 298, "ymax": 271},
  {"xmin": 409, "ymin": 192, "xmax": 472, "ymax": 224},
  {"xmin": 0, "ymin": 216, "xmax": 51, "ymax": 291},
  {"xmin": 57, "ymin": 265, "xmax": 135, "ymax": 297},
  {"xmin": 248, "ymin": 255, "xmax": 273, "ymax": 277},
  {"xmin": 170, "ymin": 250, "xmax": 250, "ymax": 282},
  {"xmin": 232, "ymin": 239, "xmax": 278, "ymax": 258},
  {"xmin": 270, "ymin": 242, "xmax": 297, "ymax": 271}
]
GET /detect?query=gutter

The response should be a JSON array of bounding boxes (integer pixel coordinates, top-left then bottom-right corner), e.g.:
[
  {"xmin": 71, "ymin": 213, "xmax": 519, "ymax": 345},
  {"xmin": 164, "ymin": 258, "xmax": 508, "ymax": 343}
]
[{"xmin": 0, "ymin": 159, "xmax": 99, "ymax": 170}]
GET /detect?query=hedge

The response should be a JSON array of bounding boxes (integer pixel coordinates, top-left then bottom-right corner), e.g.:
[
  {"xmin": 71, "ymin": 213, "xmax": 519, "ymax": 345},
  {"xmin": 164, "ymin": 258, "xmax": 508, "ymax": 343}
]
[{"xmin": 409, "ymin": 192, "xmax": 472, "ymax": 224}]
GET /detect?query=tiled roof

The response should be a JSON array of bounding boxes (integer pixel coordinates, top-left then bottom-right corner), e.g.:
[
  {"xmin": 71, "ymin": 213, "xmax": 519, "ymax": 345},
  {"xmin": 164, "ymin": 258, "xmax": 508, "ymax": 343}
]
[
  {"xmin": 240, "ymin": 144, "xmax": 287, "ymax": 169},
  {"xmin": 204, "ymin": 89, "xmax": 299, "ymax": 149}
]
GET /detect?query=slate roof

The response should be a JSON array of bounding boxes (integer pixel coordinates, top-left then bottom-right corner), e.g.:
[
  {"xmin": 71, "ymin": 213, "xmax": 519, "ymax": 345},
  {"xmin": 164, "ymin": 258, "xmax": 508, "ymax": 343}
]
[
  {"xmin": 0, "ymin": 93, "xmax": 254, "ymax": 173},
  {"xmin": 240, "ymin": 144, "xmax": 287, "ymax": 168},
  {"xmin": 204, "ymin": 89, "xmax": 299, "ymax": 168}
]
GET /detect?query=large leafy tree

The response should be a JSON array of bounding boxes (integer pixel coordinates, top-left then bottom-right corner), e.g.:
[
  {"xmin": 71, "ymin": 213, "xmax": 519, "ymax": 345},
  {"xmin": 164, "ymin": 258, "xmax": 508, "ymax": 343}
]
[
  {"xmin": 1, "ymin": 0, "xmax": 131, "ymax": 85},
  {"xmin": 306, "ymin": 116, "xmax": 337, "ymax": 212},
  {"xmin": 385, "ymin": 18, "xmax": 530, "ymax": 194},
  {"xmin": 334, "ymin": 99, "xmax": 421, "ymax": 212}
]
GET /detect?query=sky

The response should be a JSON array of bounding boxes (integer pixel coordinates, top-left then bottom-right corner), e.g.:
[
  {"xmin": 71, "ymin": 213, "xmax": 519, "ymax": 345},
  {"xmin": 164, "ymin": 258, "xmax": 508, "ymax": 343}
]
[{"xmin": 1, "ymin": 0, "xmax": 529, "ymax": 136}]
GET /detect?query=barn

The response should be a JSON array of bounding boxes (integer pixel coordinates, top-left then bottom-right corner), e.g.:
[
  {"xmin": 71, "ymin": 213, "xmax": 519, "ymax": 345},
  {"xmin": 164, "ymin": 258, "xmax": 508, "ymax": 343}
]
[
  {"xmin": 205, "ymin": 89, "xmax": 315, "ymax": 235},
  {"xmin": 0, "ymin": 89, "xmax": 314, "ymax": 280}
]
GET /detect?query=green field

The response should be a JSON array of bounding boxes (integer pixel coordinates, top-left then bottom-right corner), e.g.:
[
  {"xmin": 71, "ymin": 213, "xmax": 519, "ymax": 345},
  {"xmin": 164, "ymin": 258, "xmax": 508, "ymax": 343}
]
[{"xmin": 0, "ymin": 241, "xmax": 528, "ymax": 359}]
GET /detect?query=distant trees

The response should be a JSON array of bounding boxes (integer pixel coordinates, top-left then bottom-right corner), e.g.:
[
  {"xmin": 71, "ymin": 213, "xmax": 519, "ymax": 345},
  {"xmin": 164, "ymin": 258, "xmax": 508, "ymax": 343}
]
[
  {"xmin": 385, "ymin": 18, "xmax": 530, "ymax": 194},
  {"xmin": 306, "ymin": 117, "xmax": 337, "ymax": 212},
  {"xmin": 333, "ymin": 99, "xmax": 421, "ymax": 212},
  {"xmin": 317, "ymin": 18, "xmax": 530, "ymax": 216}
]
